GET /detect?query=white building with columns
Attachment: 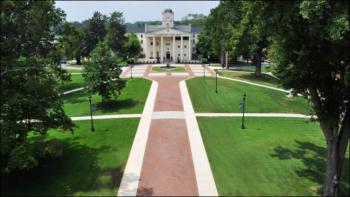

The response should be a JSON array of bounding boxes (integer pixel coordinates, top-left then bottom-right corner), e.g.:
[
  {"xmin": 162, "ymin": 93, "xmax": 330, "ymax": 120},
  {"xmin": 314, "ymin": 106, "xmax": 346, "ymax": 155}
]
[{"xmin": 126, "ymin": 9, "xmax": 202, "ymax": 63}]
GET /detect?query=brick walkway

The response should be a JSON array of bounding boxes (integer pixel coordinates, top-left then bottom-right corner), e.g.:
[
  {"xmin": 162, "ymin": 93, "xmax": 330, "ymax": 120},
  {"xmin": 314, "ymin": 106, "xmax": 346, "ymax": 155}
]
[
  {"xmin": 137, "ymin": 75, "xmax": 198, "ymax": 196},
  {"xmin": 118, "ymin": 65, "xmax": 218, "ymax": 196}
]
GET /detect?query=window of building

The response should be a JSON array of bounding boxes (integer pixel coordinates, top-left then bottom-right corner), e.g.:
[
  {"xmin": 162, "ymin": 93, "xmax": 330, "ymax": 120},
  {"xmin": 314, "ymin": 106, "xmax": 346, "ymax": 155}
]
[
  {"xmin": 141, "ymin": 34, "xmax": 143, "ymax": 38},
  {"xmin": 141, "ymin": 40, "xmax": 143, "ymax": 44},
  {"xmin": 178, "ymin": 45, "xmax": 180, "ymax": 48},
  {"xmin": 184, "ymin": 53, "xmax": 187, "ymax": 56},
  {"xmin": 151, "ymin": 42, "xmax": 153, "ymax": 46},
  {"xmin": 184, "ymin": 45, "xmax": 187, "ymax": 48},
  {"xmin": 156, "ymin": 42, "xmax": 159, "ymax": 46},
  {"xmin": 178, "ymin": 54, "xmax": 180, "ymax": 57}
]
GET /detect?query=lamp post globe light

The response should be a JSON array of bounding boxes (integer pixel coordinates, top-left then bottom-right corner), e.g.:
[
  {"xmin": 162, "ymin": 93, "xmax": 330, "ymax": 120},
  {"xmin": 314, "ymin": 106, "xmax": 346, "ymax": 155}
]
[{"xmin": 88, "ymin": 95, "xmax": 95, "ymax": 132}]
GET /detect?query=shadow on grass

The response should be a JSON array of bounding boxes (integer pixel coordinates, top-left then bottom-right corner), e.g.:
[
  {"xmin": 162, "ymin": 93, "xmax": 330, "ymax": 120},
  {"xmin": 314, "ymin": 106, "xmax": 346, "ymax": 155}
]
[
  {"xmin": 271, "ymin": 140, "xmax": 349, "ymax": 195},
  {"xmin": 96, "ymin": 99, "xmax": 139, "ymax": 113},
  {"xmin": 62, "ymin": 91, "xmax": 87, "ymax": 104},
  {"xmin": 1, "ymin": 138, "xmax": 124, "ymax": 196}
]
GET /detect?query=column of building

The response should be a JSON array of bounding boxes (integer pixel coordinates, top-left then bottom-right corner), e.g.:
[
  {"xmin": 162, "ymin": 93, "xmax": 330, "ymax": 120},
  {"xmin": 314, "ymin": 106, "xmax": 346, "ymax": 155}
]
[
  {"xmin": 160, "ymin": 36, "xmax": 164, "ymax": 63},
  {"xmin": 188, "ymin": 35, "xmax": 192, "ymax": 61},
  {"xmin": 152, "ymin": 36, "xmax": 155, "ymax": 60},
  {"xmin": 180, "ymin": 36, "xmax": 183, "ymax": 62},
  {"xmin": 172, "ymin": 36, "xmax": 176, "ymax": 62},
  {"xmin": 145, "ymin": 36, "xmax": 148, "ymax": 59}
]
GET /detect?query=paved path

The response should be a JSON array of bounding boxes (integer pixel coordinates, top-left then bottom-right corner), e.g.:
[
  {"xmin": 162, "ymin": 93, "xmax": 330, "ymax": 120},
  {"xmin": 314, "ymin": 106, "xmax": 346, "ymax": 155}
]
[
  {"xmin": 121, "ymin": 64, "xmax": 151, "ymax": 78},
  {"xmin": 218, "ymin": 75, "xmax": 290, "ymax": 93},
  {"xmin": 187, "ymin": 64, "xmax": 213, "ymax": 77},
  {"xmin": 118, "ymin": 72, "xmax": 218, "ymax": 196},
  {"xmin": 68, "ymin": 112, "xmax": 313, "ymax": 121},
  {"xmin": 196, "ymin": 113, "xmax": 314, "ymax": 118}
]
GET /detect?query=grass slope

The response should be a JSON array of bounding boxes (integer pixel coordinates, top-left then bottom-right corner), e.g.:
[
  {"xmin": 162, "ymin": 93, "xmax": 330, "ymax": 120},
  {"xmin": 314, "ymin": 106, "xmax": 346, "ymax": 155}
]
[
  {"xmin": 219, "ymin": 70, "xmax": 281, "ymax": 88},
  {"xmin": 186, "ymin": 77, "xmax": 311, "ymax": 114},
  {"xmin": 198, "ymin": 117, "xmax": 349, "ymax": 196},
  {"xmin": 62, "ymin": 78, "xmax": 151, "ymax": 116},
  {"xmin": 1, "ymin": 119, "xmax": 139, "ymax": 196},
  {"xmin": 58, "ymin": 74, "xmax": 85, "ymax": 92}
]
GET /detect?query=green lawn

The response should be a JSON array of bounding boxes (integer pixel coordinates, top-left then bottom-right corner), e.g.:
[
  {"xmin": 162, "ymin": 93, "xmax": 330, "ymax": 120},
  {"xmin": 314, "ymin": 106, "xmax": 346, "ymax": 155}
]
[
  {"xmin": 228, "ymin": 65, "xmax": 270, "ymax": 73},
  {"xmin": 219, "ymin": 70, "xmax": 281, "ymax": 88},
  {"xmin": 152, "ymin": 66, "xmax": 186, "ymax": 72},
  {"xmin": 65, "ymin": 69, "xmax": 83, "ymax": 73},
  {"xmin": 62, "ymin": 78, "xmax": 151, "ymax": 116},
  {"xmin": 1, "ymin": 119, "xmax": 139, "ymax": 196},
  {"xmin": 197, "ymin": 117, "xmax": 349, "ymax": 196},
  {"xmin": 186, "ymin": 77, "xmax": 311, "ymax": 114},
  {"xmin": 58, "ymin": 74, "xmax": 85, "ymax": 93}
]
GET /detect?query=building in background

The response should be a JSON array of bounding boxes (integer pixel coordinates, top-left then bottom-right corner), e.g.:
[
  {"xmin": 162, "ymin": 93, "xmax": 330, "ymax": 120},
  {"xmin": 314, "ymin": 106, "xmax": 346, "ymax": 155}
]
[{"xmin": 126, "ymin": 9, "xmax": 202, "ymax": 63}]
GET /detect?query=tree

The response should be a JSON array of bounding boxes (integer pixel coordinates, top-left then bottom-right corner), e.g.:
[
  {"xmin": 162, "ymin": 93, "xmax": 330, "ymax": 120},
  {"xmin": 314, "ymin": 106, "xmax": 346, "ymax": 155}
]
[
  {"xmin": 201, "ymin": 1, "xmax": 243, "ymax": 68},
  {"xmin": 124, "ymin": 33, "xmax": 141, "ymax": 62},
  {"xmin": 81, "ymin": 11, "xmax": 107, "ymax": 57},
  {"xmin": 1, "ymin": 0, "xmax": 74, "ymax": 171},
  {"xmin": 177, "ymin": 13, "xmax": 207, "ymax": 26},
  {"xmin": 105, "ymin": 11, "xmax": 126, "ymax": 55},
  {"xmin": 231, "ymin": 1, "xmax": 268, "ymax": 77},
  {"xmin": 247, "ymin": 1, "xmax": 349, "ymax": 195},
  {"xmin": 58, "ymin": 22, "xmax": 84, "ymax": 64},
  {"xmin": 82, "ymin": 42, "xmax": 125, "ymax": 103}
]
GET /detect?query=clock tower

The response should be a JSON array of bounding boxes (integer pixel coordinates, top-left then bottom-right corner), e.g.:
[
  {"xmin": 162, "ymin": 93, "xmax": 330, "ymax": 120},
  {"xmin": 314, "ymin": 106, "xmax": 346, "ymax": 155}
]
[{"xmin": 162, "ymin": 8, "xmax": 174, "ymax": 28}]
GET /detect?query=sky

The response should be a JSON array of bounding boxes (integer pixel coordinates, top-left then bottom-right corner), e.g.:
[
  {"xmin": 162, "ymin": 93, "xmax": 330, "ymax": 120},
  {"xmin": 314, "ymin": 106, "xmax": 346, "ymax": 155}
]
[{"xmin": 55, "ymin": 1, "xmax": 219, "ymax": 23}]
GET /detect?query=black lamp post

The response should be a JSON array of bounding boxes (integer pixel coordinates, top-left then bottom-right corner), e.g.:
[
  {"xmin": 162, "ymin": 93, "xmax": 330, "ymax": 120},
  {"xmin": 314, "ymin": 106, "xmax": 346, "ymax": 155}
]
[
  {"xmin": 215, "ymin": 69, "xmax": 219, "ymax": 93},
  {"xmin": 241, "ymin": 93, "xmax": 246, "ymax": 129},
  {"xmin": 88, "ymin": 95, "xmax": 95, "ymax": 132}
]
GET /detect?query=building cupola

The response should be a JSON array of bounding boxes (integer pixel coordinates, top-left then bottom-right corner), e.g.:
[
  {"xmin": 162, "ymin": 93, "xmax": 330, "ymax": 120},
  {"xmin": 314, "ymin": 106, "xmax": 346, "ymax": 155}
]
[{"xmin": 162, "ymin": 8, "xmax": 174, "ymax": 28}]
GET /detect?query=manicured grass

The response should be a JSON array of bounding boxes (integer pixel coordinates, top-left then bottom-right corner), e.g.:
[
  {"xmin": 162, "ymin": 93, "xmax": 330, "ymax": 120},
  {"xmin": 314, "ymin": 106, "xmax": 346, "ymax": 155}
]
[
  {"xmin": 227, "ymin": 65, "xmax": 270, "ymax": 73},
  {"xmin": 197, "ymin": 117, "xmax": 349, "ymax": 196},
  {"xmin": 186, "ymin": 77, "xmax": 311, "ymax": 114},
  {"xmin": 65, "ymin": 69, "xmax": 83, "ymax": 73},
  {"xmin": 58, "ymin": 74, "xmax": 85, "ymax": 92},
  {"xmin": 219, "ymin": 70, "xmax": 281, "ymax": 88},
  {"xmin": 1, "ymin": 119, "xmax": 139, "ymax": 196},
  {"xmin": 62, "ymin": 78, "xmax": 152, "ymax": 116},
  {"xmin": 152, "ymin": 66, "xmax": 186, "ymax": 72}
]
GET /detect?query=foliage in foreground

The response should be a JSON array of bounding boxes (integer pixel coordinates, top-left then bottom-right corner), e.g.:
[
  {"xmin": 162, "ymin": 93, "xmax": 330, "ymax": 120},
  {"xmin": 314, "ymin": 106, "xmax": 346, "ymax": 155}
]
[{"xmin": 1, "ymin": 0, "xmax": 74, "ymax": 171}]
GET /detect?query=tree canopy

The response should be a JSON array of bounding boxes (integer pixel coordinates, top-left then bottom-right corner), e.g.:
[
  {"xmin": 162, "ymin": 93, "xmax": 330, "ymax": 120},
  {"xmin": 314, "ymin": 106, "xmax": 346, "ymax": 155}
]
[
  {"xmin": 1, "ymin": 0, "xmax": 74, "ymax": 171},
  {"xmin": 81, "ymin": 11, "xmax": 108, "ymax": 57},
  {"xmin": 105, "ymin": 11, "xmax": 126, "ymax": 55},
  {"xmin": 240, "ymin": 1, "xmax": 349, "ymax": 195},
  {"xmin": 82, "ymin": 42, "xmax": 125, "ymax": 102}
]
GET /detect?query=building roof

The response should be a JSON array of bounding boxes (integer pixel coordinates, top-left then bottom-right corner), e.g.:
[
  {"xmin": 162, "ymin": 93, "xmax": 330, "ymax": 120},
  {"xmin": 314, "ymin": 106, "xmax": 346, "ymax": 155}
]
[
  {"xmin": 191, "ymin": 26, "xmax": 203, "ymax": 33},
  {"xmin": 126, "ymin": 26, "xmax": 145, "ymax": 33}
]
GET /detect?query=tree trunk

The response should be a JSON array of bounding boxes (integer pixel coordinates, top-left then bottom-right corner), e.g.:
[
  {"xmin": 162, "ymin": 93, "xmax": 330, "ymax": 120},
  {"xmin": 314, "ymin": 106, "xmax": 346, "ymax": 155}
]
[
  {"xmin": 76, "ymin": 55, "xmax": 81, "ymax": 65},
  {"xmin": 255, "ymin": 52, "xmax": 262, "ymax": 77},
  {"xmin": 323, "ymin": 125, "xmax": 339, "ymax": 196},
  {"xmin": 225, "ymin": 51, "xmax": 229, "ymax": 69},
  {"xmin": 309, "ymin": 87, "xmax": 349, "ymax": 196},
  {"xmin": 220, "ymin": 49, "xmax": 224, "ymax": 68}
]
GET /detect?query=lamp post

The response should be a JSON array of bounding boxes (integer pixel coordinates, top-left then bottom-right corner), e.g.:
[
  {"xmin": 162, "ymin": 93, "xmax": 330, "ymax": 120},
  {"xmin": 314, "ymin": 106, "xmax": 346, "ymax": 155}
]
[
  {"xmin": 241, "ymin": 93, "xmax": 246, "ymax": 129},
  {"xmin": 88, "ymin": 95, "xmax": 95, "ymax": 132},
  {"xmin": 215, "ymin": 69, "xmax": 219, "ymax": 93}
]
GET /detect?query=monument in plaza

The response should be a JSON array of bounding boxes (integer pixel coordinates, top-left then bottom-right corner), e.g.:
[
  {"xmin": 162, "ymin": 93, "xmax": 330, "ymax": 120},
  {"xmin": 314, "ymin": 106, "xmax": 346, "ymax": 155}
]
[{"xmin": 126, "ymin": 9, "xmax": 202, "ymax": 63}]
